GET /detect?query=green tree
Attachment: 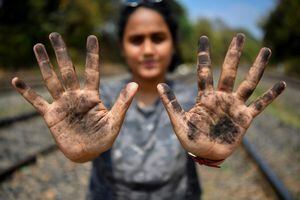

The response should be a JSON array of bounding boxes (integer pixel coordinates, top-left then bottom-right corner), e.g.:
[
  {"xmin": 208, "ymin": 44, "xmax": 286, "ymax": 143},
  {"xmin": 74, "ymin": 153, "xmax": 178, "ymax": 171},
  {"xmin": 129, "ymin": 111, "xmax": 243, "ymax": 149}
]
[
  {"xmin": 0, "ymin": 0, "xmax": 112, "ymax": 69},
  {"xmin": 190, "ymin": 18, "xmax": 260, "ymax": 67},
  {"xmin": 262, "ymin": 0, "xmax": 300, "ymax": 76},
  {"xmin": 0, "ymin": 0, "xmax": 61, "ymax": 68}
]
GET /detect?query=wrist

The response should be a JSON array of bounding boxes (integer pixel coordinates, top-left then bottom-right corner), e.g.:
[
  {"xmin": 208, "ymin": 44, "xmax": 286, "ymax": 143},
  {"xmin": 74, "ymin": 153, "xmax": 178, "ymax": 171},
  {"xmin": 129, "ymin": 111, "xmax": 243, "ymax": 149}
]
[{"xmin": 188, "ymin": 152, "xmax": 225, "ymax": 168}]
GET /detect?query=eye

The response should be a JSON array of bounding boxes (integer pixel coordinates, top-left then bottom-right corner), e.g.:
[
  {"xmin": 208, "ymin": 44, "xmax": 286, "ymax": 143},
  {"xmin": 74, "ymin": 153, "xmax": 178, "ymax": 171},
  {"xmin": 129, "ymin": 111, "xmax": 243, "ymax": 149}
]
[
  {"xmin": 128, "ymin": 35, "xmax": 144, "ymax": 45},
  {"xmin": 151, "ymin": 33, "xmax": 166, "ymax": 44}
]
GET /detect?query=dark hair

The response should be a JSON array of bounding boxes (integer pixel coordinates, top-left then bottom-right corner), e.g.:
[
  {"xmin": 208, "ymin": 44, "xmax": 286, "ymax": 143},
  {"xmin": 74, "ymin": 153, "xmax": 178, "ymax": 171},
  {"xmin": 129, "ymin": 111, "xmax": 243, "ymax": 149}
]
[{"xmin": 118, "ymin": 1, "xmax": 182, "ymax": 72}]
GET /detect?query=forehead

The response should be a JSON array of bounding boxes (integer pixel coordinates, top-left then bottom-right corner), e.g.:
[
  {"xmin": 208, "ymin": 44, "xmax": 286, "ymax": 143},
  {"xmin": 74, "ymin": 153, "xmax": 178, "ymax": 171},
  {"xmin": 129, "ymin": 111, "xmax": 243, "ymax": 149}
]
[{"xmin": 124, "ymin": 7, "xmax": 170, "ymax": 36}]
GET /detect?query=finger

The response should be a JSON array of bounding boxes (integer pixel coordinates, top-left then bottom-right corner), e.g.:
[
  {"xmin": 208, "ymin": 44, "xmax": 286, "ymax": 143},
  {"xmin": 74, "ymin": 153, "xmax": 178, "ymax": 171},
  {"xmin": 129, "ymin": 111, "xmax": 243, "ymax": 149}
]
[
  {"xmin": 249, "ymin": 81, "xmax": 286, "ymax": 117},
  {"xmin": 110, "ymin": 82, "xmax": 138, "ymax": 120},
  {"xmin": 218, "ymin": 33, "xmax": 245, "ymax": 92},
  {"xmin": 236, "ymin": 48, "xmax": 271, "ymax": 101},
  {"xmin": 197, "ymin": 36, "xmax": 213, "ymax": 94},
  {"xmin": 157, "ymin": 83, "xmax": 184, "ymax": 119},
  {"xmin": 11, "ymin": 77, "xmax": 49, "ymax": 115},
  {"xmin": 49, "ymin": 32, "xmax": 80, "ymax": 90},
  {"xmin": 84, "ymin": 35, "xmax": 100, "ymax": 91},
  {"xmin": 33, "ymin": 43, "xmax": 64, "ymax": 100}
]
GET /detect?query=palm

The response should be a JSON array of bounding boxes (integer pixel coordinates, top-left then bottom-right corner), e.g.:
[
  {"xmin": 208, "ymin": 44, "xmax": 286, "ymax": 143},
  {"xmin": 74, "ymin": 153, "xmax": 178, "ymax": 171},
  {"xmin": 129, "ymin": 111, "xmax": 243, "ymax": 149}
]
[
  {"xmin": 183, "ymin": 91, "xmax": 252, "ymax": 159},
  {"xmin": 44, "ymin": 90, "xmax": 111, "ymax": 162},
  {"xmin": 12, "ymin": 33, "xmax": 138, "ymax": 162},
  {"xmin": 158, "ymin": 34, "xmax": 285, "ymax": 160}
]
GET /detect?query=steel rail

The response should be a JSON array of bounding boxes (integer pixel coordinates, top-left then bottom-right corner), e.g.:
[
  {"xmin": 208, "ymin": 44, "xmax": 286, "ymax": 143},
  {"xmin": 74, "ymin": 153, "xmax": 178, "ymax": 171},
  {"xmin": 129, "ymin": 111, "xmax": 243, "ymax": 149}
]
[
  {"xmin": 243, "ymin": 138, "xmax": 293, "ymax": 200},
  {"xmin": 0, "ymin": 111, "xmax": 39, "ymax": 127},
  {"xmin": 0, "ymin": 145, "xmax": 57, "ymax": 181},
  {"xmin": 0, "ymin": 73, "xmax": 295, "ymax": 200}
]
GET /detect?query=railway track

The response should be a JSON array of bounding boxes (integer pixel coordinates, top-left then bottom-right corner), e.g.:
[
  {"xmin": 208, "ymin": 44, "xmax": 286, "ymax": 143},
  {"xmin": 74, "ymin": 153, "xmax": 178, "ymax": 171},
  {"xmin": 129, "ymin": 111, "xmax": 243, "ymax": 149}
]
[
  {"xmin": 0, "ymin": 73, "xmax": 297, "ymax": 199},
  {"xmin": 0, "ymin": 112, "xmax": 294, "ymax": 199}
]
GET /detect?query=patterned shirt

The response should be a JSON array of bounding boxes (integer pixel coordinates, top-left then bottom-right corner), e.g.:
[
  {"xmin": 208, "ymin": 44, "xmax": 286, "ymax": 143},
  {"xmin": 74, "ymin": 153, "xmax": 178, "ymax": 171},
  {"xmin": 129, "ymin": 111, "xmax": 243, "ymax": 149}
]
[{"xmin": 88, "ymin": 75, "xmax": 201, "ymax": 200}]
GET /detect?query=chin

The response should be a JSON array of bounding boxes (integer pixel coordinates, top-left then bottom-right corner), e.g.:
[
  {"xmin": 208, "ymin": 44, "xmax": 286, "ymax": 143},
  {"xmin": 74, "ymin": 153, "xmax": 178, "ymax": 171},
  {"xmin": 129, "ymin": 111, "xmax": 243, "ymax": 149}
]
[{"xmin": 139, "ymin": 69, "xmax": 164, "ymax": 80}]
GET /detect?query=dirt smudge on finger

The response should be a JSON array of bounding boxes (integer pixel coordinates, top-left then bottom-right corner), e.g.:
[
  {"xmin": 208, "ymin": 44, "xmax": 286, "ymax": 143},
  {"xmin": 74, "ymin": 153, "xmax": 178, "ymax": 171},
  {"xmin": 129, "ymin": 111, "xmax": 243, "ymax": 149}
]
[
  {"xmin": 15, "ymin": 80, "xmax": 27, "ymax": 90},
  {"xmin": 199, "ymin": 79, "xmax": 206, "ymax": 91},
  {"xmin": 160, "ymin": 83, "xmax": 182, "ymax": 113},
  {"xmin": 198, "ymin": 54, "xmax": 209, "ymax": 65},
  {"xmin": 236, "ymin": 33, "xmax": 245, "ymax": 49},
  {"xmin": 220, "ymin": 77, "xmax": 234, "ymax": 91},
  {"xmin": 171, "ymin": 101, "xmax": 182, "ymax": 113},
  {"xmin": 261, "ymin": 48, "xmax": 271, "ymax": 63},
  {"xmin": 241, "ymin": 88, "xmax": 253, "ymax": 100},
  {"xmin": 271, "ymin": 81, "xmax": 286, "ymax": 95},
  {"xmin": 198, "ymin": 36, "xmax": 209, "ymax": 52}
]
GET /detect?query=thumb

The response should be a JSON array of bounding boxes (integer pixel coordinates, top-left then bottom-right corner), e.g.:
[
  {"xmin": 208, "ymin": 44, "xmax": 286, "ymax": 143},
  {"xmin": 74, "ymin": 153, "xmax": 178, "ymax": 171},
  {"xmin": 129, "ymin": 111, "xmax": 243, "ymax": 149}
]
[
  {"xmin": 157, "ymin": 83, "xmax": 184, "ymax": 120},
  {"xmin": 110, "ymin": 82, "xmax": 138, "ymax": 121}
]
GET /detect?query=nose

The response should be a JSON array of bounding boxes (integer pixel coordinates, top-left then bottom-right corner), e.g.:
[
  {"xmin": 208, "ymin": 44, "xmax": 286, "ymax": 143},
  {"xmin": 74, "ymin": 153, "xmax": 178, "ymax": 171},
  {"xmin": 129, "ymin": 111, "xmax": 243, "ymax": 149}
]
[{"xmin": 142, "ymin": 38, "xmax": 155, "ymax": 56}]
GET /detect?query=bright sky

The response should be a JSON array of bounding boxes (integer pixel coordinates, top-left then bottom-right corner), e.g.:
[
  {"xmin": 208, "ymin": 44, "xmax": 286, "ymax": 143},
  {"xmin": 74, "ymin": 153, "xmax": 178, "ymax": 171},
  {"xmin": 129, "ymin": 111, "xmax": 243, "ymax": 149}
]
[{"xmin": 177, "ymin": 0, "xmax": 276, "ymax": 39}]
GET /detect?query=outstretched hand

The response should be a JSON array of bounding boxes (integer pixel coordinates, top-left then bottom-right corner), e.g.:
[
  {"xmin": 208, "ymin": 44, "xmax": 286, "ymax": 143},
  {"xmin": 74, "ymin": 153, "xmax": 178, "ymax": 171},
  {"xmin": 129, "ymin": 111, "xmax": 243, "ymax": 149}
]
[
  {"xmin": 12, "ymin": 33, "xmax": 138, "ymax": 162},
  {"xmin": 157, "ymin": 34, "xmax": 285, "ymax": 161}
]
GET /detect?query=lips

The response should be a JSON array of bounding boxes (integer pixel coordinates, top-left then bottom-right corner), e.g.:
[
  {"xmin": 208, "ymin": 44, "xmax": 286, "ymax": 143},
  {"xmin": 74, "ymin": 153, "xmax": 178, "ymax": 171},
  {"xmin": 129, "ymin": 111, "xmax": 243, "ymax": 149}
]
[{"xmin": 142, "ymin": 59, "xmax": 156, "ymax": 69}]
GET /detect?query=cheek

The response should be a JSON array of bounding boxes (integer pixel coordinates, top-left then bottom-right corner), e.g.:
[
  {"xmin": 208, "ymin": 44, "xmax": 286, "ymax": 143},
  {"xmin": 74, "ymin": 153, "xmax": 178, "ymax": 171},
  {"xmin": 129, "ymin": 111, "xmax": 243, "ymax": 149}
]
[
  {"xmin": 124, "ymin": 46, "xmax": 140, "ymax": 64},
  {"xmin": 159, "ymin": 43, "xmax": 174, "ymax": 67}
]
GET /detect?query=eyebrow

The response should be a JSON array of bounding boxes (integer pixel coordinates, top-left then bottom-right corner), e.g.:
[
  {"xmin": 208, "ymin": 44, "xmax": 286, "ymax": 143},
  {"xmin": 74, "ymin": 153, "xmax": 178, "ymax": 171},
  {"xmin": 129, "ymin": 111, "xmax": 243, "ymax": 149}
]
[{"xmin": 127, "ymin": 31, "xmax": 167, "ymax": 37}]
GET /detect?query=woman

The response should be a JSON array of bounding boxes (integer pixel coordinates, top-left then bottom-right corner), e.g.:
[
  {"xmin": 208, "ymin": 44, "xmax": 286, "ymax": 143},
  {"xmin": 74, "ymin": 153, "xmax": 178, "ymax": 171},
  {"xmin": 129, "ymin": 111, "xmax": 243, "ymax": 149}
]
[{"xmin": 11, "ymin": 1, "xmax": 286, "ymax": 199}]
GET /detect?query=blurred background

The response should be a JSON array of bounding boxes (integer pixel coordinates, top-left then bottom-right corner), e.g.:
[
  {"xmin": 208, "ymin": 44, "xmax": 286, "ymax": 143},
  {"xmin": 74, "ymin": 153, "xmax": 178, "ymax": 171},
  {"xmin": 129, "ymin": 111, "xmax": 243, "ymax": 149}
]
[{"xmin": 0, "ymin": 0, "xmax": 299, "ymax": 199}]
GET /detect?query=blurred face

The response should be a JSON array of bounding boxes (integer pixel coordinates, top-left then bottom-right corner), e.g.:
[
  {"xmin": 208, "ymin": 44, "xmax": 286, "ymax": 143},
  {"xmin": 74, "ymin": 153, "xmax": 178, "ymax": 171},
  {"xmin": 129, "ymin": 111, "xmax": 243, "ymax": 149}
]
[{"xmin": 122, "ymin": 7, "xmax": 174, "ymax": 80}]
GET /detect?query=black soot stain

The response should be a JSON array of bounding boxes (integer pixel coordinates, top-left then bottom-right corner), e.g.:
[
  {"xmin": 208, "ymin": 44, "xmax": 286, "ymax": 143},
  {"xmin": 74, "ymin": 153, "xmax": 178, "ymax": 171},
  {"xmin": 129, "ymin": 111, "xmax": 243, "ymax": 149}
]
[
  {"xmin": 171, "ymin": 101, "xmax": 182, "ymax": 113},
  {"xmin": 242, "ymin": 88, "xmax": 253, "ymax": 99},
  {"xmin": 68, "ymin": 110, "xmax": 85, "ymax": 125},
  {"xmin": 254, "ymin": 101, "xmax": 263, "ymax": 111},
  {"xmin": 15, "ymin": 80, "xmax": 26, "ymax": 90},
  {"xmin": 87, "ymin": 36, "xmax": 98, "ymax": 51},
  {"xmin": 199, "ymin": 79, "xmax": 206, "ymax": 91},
  {"xmin": 209, "ymin": 116, "xmax": 238, "ymax": 144},
  {"xmin": 187, "ymin": 121, "xmax": 199, "ymax": 140},
  {"xmin": 262, "ymin": 92, "xmax": 273, "ymax": 102},
  {"xmin": 67, "ymin": 106, "xmax": 108, "ymax": 136},
  {"xmin": 236, "ymin": 33, "xmax": 245, "ymax": 48},
  {"xmin": 271, "ymin": 82, "xmax": 285, "ymax": 95},
  {"xmin": 50, "ymin": 32, "xmax": 64, "ymax": 48},
  {"xmin": 161, "ymin": 84, "xmax": 175, "ymax": 100},
  {"xmin": 221, "ymin": 77, "xmax": 234, "ymax": 90},
  {"xmin": 198, "ymin": 55, "xmax": 209, "ymax": 65},
  {"xmin": 198, "ymin": 36, "xmax": 209, "ymax": 52},
  {"xmin": 35, "ymin": 44, "xmax": 48, "ymax": 61},
  {"xmin": 262, "ymin": 48, "xmax": 271, "ymax": 63},
  {"xmin": 161, "ymin": 83, "xmax": 182, "ymax": 113}
]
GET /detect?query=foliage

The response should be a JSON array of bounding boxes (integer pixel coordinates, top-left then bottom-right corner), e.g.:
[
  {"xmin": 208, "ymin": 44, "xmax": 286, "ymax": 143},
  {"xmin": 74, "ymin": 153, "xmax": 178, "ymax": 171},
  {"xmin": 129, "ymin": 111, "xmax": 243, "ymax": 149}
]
[
  {"xmin": 180, "ymin": 18, "xmax": 261, "ymax": 67},
  {"xmin": 262, "ymin": 0, "xmax": 300, "ymax": 76},
  {"xmin": 0, "ymin": 0, "xmax": 261, "ymax": 70},
  {"xmin": 0, "ymin": 0, "xmax": 111, "ymax": 69}
]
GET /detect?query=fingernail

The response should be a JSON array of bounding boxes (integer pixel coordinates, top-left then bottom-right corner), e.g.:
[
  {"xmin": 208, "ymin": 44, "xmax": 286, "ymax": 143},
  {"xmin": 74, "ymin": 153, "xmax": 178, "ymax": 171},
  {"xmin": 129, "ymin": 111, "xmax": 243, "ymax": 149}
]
[
  {"xmin": 33, "ymin": 44, "xmax": 48, "ymax": 61},
  {"xmin": 198, "ymin": 36, "xmax": 209, "ymax": 52},
  {"xmin": 236, "ymin": 33, "xmax": 245, "ymax": 49},
  {"xmin": 49, "ymin": 32, "xmax": 60, "ymax": 40},
  {"xmin": 127, "ymin": 82, "xmax": 138, "ymax": 92},
  {"xmin": 261, "ymin": 47, "xmax": 272, "ymax": 62},
  {"xmin": 49, "ymin": 32, "xmax": 64, "ymax": 48},
  {"xmin": 14, "ymin": 78, "xmax": 27, "ymax": 90},
  {"xmin": 87, "ymin": 35, "xmax": 99, "ymax": 52},
  {"xmin": 272, "ymin": 81, "xmax": 286, "ymax": 95}
]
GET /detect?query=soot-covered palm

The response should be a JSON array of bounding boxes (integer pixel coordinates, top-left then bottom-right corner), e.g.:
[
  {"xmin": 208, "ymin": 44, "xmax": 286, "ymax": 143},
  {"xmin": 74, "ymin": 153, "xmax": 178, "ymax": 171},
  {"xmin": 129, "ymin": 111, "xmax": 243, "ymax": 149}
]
[
  {"xmin": 12, "ymin": 33, "xmax": 138, "ymax": 162},
  {"xmin": 158, "ymin": 34, "xmax": 285, "ymax": 160}
]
